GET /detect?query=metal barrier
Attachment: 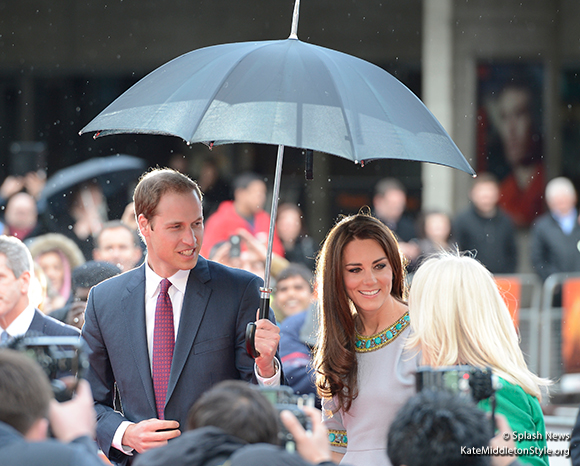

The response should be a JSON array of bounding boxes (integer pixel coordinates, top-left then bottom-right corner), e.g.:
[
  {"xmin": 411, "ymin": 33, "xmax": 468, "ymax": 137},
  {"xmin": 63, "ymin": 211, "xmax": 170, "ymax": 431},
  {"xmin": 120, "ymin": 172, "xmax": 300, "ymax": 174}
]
[
  {"xmin": 539, "ymin": 272, "xmax": 580, "ymax": 384},
  {"xmin": 494, "ymin": 273, "xmax": 542, "ymax": 374}
]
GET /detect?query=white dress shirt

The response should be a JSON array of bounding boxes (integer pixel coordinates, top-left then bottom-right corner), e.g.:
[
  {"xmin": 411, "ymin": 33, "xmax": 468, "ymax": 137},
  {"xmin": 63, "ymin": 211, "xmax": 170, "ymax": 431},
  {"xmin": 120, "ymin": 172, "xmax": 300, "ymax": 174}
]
[{"xmin": 1, "ymin": 305, "xmax": 35, "ymax": 338}]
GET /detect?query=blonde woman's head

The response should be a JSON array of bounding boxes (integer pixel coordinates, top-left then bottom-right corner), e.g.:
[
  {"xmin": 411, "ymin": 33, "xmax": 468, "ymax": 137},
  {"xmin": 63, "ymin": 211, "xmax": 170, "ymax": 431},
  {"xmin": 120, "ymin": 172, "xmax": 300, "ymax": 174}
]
[{"xmin": 407, "ymin": 251, "xmax": 549, "ymax": 398}]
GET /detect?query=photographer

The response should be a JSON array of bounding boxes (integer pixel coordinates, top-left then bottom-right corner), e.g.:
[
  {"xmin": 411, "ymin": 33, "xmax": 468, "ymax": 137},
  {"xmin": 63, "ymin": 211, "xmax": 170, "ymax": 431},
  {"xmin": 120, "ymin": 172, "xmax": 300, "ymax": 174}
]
[
  {"xmin": 133, "ymin": 380, "xmax": 339, "ymax": 466},
  {"xmin": 0, "ymin": 348, "xmax": 103, "ymax": 466},
  {"xmin": 387, "ymin": 389, "xmax": 523, "ymax": 466}
]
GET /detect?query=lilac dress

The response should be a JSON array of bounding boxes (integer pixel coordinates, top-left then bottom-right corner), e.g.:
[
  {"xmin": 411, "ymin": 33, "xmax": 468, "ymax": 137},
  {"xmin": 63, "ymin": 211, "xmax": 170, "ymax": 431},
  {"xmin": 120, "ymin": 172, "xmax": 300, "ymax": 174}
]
[{"xmin": 322, "ymin": 313, "xmax": 418, "ymax": 466}]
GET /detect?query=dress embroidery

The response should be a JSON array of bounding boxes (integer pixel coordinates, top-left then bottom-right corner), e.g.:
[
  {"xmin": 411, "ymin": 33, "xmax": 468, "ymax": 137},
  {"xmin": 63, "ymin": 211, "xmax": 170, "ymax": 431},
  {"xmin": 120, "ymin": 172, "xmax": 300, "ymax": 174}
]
[
  {"xmin": 355, "ymin": 313, "xmax": 410, "ymax": 353},
  {"xmin": 328, "ymin": 429, "xmax": 348, "ymax": 447}
]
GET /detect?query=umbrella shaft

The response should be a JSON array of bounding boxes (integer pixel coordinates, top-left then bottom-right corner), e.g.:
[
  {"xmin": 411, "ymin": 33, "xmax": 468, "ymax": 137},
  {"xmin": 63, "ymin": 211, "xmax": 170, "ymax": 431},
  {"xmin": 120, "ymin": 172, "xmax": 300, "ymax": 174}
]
[
  {"xmin": 289, "ymin": 0, "xmax": 301, "ymax": 39},
  {"xmin": 263, "ymin": 144, "xmax": 284, "ymax": 290}
]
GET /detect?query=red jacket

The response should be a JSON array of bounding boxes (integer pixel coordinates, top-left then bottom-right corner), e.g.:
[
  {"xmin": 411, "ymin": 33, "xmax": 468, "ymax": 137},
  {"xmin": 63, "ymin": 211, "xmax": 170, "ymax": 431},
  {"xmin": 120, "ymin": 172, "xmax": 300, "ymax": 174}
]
[{"xmin": 201, "ymin": 200, "xmax": 285, "ymax": 259}]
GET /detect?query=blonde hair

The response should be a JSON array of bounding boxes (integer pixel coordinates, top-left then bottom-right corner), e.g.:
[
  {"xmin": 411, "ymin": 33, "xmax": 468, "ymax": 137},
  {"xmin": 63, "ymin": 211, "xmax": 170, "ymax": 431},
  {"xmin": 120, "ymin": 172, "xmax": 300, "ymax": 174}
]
[{"xmin": 406, "ymin": 252, "xmax": 550, "ymax": 400}]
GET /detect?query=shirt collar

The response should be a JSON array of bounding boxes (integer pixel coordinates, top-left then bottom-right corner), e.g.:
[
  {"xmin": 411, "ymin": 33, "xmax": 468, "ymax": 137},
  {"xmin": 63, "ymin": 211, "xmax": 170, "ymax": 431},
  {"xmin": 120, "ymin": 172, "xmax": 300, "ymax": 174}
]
[
  {"xmin": 552, "ymin": 208, "xmax": 577, "ymax": 234},
  {"xmin": 4, "ymin": 305, "xmax": 35, "ymax": 338},
  {"xmin": 144, "ymin": 258, "xmax": 190, "ymax": 299}
]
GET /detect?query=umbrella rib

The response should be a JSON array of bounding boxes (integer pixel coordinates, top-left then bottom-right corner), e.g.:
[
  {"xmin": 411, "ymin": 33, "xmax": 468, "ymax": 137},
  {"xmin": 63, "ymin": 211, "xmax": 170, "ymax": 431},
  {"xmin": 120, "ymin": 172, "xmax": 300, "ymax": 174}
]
[
  {"xmin": 307, "ymin": 44, "xmax": 358, "ymax": 161},
  {"xmin": 351, "ymin": 66, "xmax": 414, "ymax": 162},
  {"xmin": 176, "ymin": 41, "xmax": 279, "ymax": 143}
]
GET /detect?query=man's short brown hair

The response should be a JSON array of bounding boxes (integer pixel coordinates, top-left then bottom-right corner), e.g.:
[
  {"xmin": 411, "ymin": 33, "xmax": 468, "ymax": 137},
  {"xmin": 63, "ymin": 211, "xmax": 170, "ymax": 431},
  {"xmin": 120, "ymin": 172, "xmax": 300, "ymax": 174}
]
[
  {"xmin": 133, "ymin": 168, "xmax": 203, "ymax": 222},
  {"xmin": 0, "ymin": 349, "xmax": 53, "ymax": 435}
]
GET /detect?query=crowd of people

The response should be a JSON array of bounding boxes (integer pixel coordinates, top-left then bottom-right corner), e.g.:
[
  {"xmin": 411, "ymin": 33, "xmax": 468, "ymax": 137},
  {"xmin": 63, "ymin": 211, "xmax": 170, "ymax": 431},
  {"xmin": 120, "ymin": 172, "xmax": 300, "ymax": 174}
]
[{"xmin": 0, "ymin": 161, "xmax": 579, "ymax": 466}]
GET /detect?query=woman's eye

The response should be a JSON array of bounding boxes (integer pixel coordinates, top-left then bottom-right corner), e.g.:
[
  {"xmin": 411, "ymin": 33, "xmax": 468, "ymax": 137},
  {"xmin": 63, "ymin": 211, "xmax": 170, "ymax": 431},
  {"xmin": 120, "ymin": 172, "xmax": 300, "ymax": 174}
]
[
  {"xmin": 347, "ymin": 268, "xmax": 361, "ymax": 273},
  {"xmin": 375, "ymin": 263, "xmax": 386, "ymax": 270}
]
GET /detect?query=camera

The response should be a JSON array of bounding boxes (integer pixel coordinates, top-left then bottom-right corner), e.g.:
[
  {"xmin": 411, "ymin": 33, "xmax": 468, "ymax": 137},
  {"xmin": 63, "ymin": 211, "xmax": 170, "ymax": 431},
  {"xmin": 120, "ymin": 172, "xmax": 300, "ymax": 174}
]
[
  {"xmin": 416, "ymin": 365, "xmax": 499, "ymax": 431},
  {"xmin": 416, "ymin": 365, "xmax": 497, "ymax": 402},
  {"xmin": 5, "ymin": 334, "xmax": 89, "ymax": 402},
  {"xmin": 259, "ymin": 385, "xmax": 315, "ymax": 452},
  {"xmin": 229, "ymin": 235, "xmax": 241, "ymax": 258}
]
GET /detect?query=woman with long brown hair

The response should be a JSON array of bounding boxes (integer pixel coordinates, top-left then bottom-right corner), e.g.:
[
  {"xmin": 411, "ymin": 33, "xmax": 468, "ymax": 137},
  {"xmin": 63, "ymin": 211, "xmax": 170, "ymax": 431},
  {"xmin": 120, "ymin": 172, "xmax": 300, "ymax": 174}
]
[{"xmin": 313, "ymin": 213, "xmax": 418, "ymax": 466}]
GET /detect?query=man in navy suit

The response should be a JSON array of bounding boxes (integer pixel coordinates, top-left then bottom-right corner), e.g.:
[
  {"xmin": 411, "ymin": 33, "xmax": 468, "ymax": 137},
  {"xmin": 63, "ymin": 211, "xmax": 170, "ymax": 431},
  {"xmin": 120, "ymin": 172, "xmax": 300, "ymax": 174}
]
[
  {"xmin": 0, "ymin": 235, "xmax": 80, "ymax": 344},
  {"xmin": 82, "ymin": 168, "xmax": 282, "ymax": 465}
]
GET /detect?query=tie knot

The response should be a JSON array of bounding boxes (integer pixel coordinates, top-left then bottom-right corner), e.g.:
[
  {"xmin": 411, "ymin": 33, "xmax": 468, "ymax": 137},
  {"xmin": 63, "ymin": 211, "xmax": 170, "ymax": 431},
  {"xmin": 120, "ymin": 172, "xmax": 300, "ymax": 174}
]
[{"xmin": 159, "ymin": 278, "xmax": 172, "ymax": 295}]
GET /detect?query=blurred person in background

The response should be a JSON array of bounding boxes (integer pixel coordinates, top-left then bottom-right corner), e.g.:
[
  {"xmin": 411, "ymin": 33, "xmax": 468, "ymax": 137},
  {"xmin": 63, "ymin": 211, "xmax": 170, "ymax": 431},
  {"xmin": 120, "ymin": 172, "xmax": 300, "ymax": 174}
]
[
  {"xmin": 93, "ymin": 220, "xmax": 144, "ymax": 272},
  {"xmin": 452, "ymin": 173, "xmax": 518, "ymax": 274},
  {"xmin": 0, "ymin": 349, "xmax": 103, "ymax": 466},
  {"xmin": 27, "ymin": 233, "xmax": 85, "ymax": 314},
  {"xmin": 121, "ymin": 201, "xmax": 146, "ymax": 256},
  {"xmin": 2, "ymin": 192, "xmax": 46, "ymax": 240},
  {"xmin": 372, "ymin": 178, "xmax": 420, "ymax": 267},
  {"xmin": 67, "ymin": 181, "xmax": 108, "ymax": 260},
  {"xmin": 314, "ymin": 213, "xmax": 418, "ymax": 466},
  {"xmin": 406, "ymin": 252, "xmax": 550, "ymax": 466},
  {"xmin": 0, "ymin": 170, "xmax": 46, "ymax": 205},
  {"xmin": 196, "ymin": 157, "xmax": 231, "ymax": 219},
  {"xmin": 201, "ymin": 172, "xmax": 284, "ymax": 259},
  {"xmin": 276, "ymin": 264, "xmax": 319, "ymax": 404},
  {"xmin": 0, "ymin": 235, "xmax": 79, "ymax": 343},
  {"xmin": 50, "ymin": 260, "xmax": 121, "ymax": 330},
  {"xmin": 42, "ymin": 181, "xmax": 109, "ymax": 261},
  {"xmin": 29, "ymin": 263, "xmax": 49, "ymax": 314},
  {"xmin": 530, "ymin": 176, "xmax": 580, "ymax": 282},
  {"xmin": 408, "ymin": 210, "xmax": 453, "ymax": 272},
  {"xmin": 274, "ymin": 263, "xmax": 315, "ymax": 321},
  {"xmin": 209, "ymin": 227, "xmax": 289, "ymax": 282},
  {"xmin": 133, "ymin": 379, "xmax": 337, "ymax": 466},
  {"xmin": 276, "ymin": 203, "xmax": 317, "ymax": 271}
]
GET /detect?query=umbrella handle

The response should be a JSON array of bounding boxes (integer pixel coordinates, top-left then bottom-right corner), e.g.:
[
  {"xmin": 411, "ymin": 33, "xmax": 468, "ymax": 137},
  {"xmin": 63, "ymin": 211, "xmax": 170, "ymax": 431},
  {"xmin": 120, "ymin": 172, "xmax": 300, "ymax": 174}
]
[
  {"xmin": 245, "ymin": 292, "xmax": 271, "ymax": 358},
  {"xmin": 245, "ymin": 322, "xmax": 258, "ymax": 358}
]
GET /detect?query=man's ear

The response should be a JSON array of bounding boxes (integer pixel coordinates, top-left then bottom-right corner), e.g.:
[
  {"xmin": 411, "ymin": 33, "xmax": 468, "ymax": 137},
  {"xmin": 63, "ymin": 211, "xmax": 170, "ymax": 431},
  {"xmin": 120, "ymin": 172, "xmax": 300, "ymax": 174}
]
[
  {"xmin": 137, "ymin": 214, "xmax": 150, "ymax": 238},
  {"xmin": 24, "ymin": 417, "xmax": 49, "ymax": 441},
  {"xmin": 19, "ymin": 270, "xmax": 31, "ymax": 295}
]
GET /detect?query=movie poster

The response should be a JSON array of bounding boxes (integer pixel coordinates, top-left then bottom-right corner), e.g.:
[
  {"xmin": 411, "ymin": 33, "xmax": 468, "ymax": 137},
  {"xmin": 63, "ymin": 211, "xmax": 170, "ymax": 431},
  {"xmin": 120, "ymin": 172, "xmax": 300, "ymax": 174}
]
[{"xmin": 476, "ymin": 63, "xmax": 545, "ymax": 228}]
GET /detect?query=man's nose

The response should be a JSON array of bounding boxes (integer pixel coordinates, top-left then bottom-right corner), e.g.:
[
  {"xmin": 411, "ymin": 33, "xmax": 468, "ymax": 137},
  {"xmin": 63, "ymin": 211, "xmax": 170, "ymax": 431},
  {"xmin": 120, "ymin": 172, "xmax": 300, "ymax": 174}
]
[{"xmin": 182, "ymin": 227, "xmax": 196, "ymax": 245}]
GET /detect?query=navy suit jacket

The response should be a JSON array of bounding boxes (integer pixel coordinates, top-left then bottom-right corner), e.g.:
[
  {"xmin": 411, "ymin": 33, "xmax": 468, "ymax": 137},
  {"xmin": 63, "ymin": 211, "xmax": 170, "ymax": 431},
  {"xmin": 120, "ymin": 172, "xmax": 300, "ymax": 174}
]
[
  {"xmin": 83, "ymin": 256, "xmax": 276, "ymax": 465},
  {"xmin": 28, "ymin": 309, "xmax": 81, "ymax": 337}
]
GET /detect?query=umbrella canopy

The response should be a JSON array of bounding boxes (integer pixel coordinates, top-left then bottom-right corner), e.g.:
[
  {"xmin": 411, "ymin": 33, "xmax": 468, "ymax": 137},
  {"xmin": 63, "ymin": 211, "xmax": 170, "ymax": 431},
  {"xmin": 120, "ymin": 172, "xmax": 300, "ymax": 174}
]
[
  {"xmin": 79, "ymin": 1, "xmax": 475, "ymax": 356},
  {"xmin": 81, "ymin": 39, "xmax": 474, "ymax": 176},
  {"xmin": 39, "ymin": 154, "xmax": 146, "ymax": 216}
]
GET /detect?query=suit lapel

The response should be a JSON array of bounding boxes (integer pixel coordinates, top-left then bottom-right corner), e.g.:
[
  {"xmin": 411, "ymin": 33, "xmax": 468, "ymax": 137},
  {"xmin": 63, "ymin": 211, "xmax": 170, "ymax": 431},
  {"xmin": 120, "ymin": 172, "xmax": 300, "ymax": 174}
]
[
  {"xmin": 122, "ymin": 266, "xmax": 157, "ymax": 415},
  {"xmin": 166, "ymin": 257, "xmax": 212, "ymax": 403}
]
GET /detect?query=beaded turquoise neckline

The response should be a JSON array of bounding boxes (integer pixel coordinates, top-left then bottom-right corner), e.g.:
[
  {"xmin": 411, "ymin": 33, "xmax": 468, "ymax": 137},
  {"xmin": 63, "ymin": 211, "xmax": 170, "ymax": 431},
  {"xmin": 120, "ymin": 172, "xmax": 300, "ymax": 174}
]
[{"xmin": 355, "ymin": 313, "xmax": 410, "ymax": 352}]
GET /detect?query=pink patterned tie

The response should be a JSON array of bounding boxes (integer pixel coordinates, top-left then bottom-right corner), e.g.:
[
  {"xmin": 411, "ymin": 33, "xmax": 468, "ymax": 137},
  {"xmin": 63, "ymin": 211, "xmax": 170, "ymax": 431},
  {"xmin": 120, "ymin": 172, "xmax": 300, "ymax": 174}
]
[{"xmin": 152, "ymin": 278, "xmax": 174, "ymax": 420}]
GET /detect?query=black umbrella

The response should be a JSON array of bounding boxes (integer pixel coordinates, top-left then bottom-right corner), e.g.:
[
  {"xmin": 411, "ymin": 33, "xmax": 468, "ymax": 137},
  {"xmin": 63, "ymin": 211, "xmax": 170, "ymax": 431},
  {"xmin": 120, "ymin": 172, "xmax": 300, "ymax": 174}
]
[
  {"xmin": 39, "ymin": 154, "xmax": 146, "ymax": 220},
  {"xmin": 80, "ymin": 1, "xmax": 475, "ymax": 356}
]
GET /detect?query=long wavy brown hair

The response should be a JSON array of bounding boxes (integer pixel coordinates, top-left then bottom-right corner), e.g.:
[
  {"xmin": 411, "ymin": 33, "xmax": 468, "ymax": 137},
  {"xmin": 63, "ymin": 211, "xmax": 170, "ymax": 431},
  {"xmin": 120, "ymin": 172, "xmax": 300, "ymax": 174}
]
[{"xmin": 313, "ymin": 212, "xmax": 407, "ymax": 413}]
